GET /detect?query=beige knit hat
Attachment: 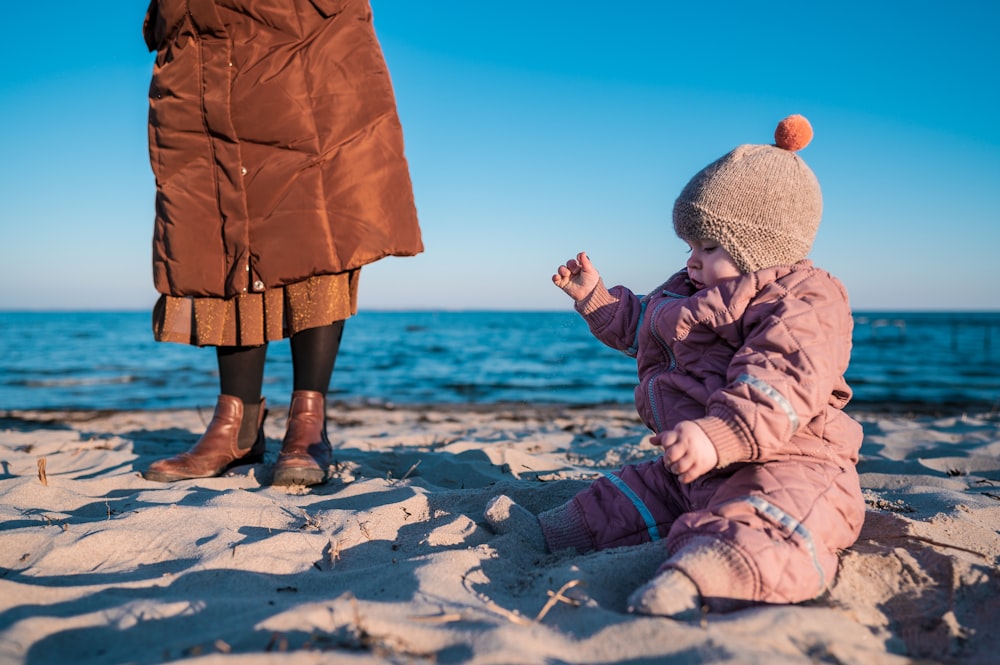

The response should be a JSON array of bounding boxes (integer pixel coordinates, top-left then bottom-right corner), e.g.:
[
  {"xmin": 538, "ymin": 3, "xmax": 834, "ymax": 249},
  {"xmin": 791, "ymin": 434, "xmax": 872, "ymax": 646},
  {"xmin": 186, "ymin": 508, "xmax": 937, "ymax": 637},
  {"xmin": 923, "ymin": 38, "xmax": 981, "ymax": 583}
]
[{"xmin": 672, "ymin": 115, "xmax": 822, "ymax": 273}]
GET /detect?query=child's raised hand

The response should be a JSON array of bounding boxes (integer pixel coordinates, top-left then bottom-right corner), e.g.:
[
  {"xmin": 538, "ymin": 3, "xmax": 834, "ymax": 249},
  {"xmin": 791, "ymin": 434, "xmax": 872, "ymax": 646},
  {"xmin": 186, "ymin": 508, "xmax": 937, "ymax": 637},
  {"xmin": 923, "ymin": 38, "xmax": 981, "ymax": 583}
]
[
  {"xmin": 552, "ymin": 251, "xmax": 601, "ymax": 302},
  {"xmin": 653, "ymin": 421, "xmax": 719, "ymax": 484}
]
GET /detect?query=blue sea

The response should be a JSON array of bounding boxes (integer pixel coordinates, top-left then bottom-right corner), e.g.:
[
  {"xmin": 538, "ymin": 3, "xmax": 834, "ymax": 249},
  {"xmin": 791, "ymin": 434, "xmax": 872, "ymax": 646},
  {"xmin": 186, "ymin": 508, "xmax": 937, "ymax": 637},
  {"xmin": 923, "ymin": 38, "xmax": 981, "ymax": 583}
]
[{"xmin": 1, "ymin": 310, "xmax": 998, "ymax": 414}]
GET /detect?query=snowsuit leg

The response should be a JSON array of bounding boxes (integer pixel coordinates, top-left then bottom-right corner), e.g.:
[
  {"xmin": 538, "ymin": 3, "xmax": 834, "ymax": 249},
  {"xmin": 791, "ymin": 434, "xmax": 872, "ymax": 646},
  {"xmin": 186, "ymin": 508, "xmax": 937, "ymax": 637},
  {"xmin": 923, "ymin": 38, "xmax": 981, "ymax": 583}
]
[
  {"xmin": 662, "ymin": 460, "xmax": 865, "ymax": 611},
  {"xmin": 538, "ymin": 457, "xmax": 689, "ymax": 552}
]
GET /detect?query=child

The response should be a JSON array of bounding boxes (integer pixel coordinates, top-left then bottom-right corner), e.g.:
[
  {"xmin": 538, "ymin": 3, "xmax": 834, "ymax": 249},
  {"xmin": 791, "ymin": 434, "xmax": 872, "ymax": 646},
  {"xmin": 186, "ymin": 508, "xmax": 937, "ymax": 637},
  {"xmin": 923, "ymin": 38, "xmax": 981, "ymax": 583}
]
[{"xmin": 485, "ymin": 115, "xmax": 866, "ymax": 618}]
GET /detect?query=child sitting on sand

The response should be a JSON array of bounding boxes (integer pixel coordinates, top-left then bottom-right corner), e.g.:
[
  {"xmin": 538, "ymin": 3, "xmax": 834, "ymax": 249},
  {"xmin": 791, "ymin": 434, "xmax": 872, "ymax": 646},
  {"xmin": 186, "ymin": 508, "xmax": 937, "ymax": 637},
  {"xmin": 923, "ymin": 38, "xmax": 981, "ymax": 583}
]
[{"xmin": 485, "ymin": 115, "xmax": 866, "ymax": 618}]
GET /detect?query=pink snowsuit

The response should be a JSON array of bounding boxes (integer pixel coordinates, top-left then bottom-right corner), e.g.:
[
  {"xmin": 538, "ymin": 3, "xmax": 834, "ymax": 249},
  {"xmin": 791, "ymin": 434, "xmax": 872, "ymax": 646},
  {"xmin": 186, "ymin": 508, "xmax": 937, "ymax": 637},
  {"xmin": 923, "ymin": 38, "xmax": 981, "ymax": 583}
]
[{"xmin": 539, "ymin": 261, "xmax": 865, "ymax": 610}]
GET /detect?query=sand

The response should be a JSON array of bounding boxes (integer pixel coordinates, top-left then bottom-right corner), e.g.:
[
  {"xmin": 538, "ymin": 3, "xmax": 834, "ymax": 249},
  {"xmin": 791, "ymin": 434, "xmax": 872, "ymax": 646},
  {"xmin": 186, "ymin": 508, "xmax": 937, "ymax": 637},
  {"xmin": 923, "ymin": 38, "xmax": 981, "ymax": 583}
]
[{"xmin": 1, "ymin": 402, "xmax": 999, "ymax": 665}]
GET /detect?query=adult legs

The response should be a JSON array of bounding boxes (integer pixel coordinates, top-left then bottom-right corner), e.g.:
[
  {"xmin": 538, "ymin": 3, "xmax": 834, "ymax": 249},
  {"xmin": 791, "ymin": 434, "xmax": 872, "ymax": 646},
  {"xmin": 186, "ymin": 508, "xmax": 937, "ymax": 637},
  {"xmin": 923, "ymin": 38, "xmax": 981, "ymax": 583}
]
[
  {"xmin": 218, "ymin": 344, "xmax": 268, "ymax": 403},
  {"xmin": 217, "ymin": 344, "xmax": 268, "ymax": 448},
  {"xmin": 290, "ymin": 320, "xmax": 344, "ymax": 395},
  {"xmin": 273, "ymin": 320, "xmax": 345, "ymax": 486}
]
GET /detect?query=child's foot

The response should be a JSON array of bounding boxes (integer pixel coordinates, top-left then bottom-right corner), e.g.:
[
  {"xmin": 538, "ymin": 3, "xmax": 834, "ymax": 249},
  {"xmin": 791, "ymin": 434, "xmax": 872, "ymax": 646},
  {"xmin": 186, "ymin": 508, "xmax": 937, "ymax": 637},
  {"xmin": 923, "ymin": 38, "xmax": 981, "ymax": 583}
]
[
  {"xmin": 627, "ymin": 568, "xmax": 702, "ymax": 619},
  {"xmin": 484, "ymin": 495, "xmax": 547, "ymax": 551}
]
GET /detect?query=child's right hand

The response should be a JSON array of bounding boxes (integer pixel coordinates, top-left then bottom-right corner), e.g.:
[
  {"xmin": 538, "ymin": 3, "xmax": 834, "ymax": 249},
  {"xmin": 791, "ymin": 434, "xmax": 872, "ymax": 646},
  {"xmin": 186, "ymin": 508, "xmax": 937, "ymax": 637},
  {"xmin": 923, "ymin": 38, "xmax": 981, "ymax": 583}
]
[{"xmin": 552, "ymin": 251, "xmax": 601, "ymax": 302}]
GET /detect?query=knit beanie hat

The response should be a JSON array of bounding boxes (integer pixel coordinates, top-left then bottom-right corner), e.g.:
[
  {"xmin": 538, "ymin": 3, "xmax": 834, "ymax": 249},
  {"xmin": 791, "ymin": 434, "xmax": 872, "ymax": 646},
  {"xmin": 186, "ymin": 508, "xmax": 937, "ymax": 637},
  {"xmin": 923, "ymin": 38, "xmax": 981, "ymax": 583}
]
[{"xmin": 672, "ymin": 115, "xmax": 822, "ymax": 273}]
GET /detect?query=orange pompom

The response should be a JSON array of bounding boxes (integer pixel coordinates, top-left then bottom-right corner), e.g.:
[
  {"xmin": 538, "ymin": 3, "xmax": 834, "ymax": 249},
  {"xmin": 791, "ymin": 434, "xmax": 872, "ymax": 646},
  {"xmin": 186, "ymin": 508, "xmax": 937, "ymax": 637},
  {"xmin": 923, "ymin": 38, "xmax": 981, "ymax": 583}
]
[{"xmin": 774, "ymin": 115, "xmax": 813, "ymax": 152}]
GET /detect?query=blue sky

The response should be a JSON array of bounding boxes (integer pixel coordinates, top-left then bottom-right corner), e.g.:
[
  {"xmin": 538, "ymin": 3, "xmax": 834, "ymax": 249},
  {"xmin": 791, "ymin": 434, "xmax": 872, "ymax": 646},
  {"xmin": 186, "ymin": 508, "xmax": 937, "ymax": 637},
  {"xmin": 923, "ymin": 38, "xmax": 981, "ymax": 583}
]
[{"xmin": 1, "ymin": 2, "xmax": 998, "ymax": 312}]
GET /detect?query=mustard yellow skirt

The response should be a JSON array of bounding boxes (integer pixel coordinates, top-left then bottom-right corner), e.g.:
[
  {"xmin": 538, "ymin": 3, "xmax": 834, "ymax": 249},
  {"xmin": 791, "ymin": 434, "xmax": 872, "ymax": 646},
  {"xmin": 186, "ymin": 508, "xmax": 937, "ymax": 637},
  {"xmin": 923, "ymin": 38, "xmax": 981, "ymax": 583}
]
[{"xmin": 153, "ymin": 271, "xmax": 360, "ymax": 347}]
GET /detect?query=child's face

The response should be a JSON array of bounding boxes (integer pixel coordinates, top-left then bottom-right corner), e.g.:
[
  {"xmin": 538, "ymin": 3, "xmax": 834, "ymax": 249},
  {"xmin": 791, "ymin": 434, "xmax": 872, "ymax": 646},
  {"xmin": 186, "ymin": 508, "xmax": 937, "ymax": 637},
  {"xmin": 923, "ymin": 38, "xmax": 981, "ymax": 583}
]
[{"xmin": 684, "ymin": 238, "xmax": 742, "ymax": 290}]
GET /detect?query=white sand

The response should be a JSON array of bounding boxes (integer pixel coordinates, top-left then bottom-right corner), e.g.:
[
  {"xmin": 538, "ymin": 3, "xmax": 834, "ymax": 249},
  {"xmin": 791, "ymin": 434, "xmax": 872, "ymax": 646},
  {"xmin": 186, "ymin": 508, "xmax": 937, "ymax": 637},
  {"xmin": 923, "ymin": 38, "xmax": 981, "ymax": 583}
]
[{"xmin": 1, "ymin": 403, "xmax": 998, "ymax": 664}]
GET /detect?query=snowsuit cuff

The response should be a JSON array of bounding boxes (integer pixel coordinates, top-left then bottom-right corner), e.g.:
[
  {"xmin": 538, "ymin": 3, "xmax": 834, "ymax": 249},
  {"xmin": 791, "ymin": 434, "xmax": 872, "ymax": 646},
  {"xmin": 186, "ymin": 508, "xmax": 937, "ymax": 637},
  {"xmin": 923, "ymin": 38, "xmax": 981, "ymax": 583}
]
[
  {"xmin": 696, "ymin": 416, "xmax": 752, "ymax": 468},
  {"xmin": 538, "ymin": 499, "xmax": 594, "ymax": 554},
  {"xmin": 574, "ymin": 279, "xmax": 618, "ymax": 323}
]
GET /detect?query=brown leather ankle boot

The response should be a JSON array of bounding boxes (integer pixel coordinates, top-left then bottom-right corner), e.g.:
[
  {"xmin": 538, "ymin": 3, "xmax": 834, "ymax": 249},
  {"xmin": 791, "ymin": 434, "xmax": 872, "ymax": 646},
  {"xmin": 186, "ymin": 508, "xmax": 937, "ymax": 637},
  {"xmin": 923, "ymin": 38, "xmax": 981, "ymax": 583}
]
[
  {"xmin": 144, "ymin": 395, "xmax": 267, "ymax": 482},
  {"xmin": 272, "ymin": 390, "xmax": 331, "ymax": 487}
]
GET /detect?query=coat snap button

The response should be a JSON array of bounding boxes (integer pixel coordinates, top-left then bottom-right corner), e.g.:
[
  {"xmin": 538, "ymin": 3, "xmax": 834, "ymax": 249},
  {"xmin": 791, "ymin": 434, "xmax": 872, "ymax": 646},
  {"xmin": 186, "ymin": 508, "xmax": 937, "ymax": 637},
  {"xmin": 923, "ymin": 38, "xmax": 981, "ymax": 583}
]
[
  {"xmin": 240, "ymin": 167, "xmax": 247, "ymax": 176},
  {"xmin": 253, "ymin": 280, "xmax": 265, "ymax": 291}
]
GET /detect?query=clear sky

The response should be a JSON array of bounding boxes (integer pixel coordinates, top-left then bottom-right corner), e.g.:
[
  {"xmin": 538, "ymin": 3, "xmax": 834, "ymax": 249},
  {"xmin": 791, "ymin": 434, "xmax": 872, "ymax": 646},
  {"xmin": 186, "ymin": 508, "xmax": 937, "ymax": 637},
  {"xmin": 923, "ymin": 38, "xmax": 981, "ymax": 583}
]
[{"xmin": 1, "ymin": 2, "xmax": 998, "ymax": 312}]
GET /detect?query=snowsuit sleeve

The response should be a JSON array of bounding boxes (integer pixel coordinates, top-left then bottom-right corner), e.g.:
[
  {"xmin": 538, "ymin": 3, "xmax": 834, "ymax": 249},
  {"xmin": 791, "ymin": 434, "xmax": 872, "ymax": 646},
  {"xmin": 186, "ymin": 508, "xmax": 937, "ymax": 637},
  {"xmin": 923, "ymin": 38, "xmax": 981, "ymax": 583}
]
[
  {"xmin": 693, "ymin": 273, "xmax": 855, "ymax": 467},
  {"xmin": 574, "ymin": 280, "xmax": 645, "ymax": 357}
]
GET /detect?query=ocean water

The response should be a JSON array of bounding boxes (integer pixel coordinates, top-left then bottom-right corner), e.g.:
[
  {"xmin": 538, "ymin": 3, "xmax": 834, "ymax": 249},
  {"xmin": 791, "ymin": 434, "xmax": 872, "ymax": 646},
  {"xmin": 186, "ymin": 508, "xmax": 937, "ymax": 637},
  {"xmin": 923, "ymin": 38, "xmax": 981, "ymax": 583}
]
[{"xmin": 0, "ymin": 310, "xmax": 998, "ymax": 413}]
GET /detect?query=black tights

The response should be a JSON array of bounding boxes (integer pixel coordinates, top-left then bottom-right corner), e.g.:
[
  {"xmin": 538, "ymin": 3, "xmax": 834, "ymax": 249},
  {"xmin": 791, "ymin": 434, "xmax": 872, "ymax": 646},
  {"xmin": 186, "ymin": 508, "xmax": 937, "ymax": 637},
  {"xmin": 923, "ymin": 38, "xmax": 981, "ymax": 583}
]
[{"xmin": 216, "ymin": 320, "xmax": 346, "ymax": 403}]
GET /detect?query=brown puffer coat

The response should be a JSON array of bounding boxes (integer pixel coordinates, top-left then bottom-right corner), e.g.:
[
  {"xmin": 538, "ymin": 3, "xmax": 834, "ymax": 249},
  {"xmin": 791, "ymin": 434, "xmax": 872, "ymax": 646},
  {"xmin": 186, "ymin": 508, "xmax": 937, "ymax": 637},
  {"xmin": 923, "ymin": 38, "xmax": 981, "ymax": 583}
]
[{"xmin": 144, "ymin": 0, "xmax": 423, "ymax": 298}]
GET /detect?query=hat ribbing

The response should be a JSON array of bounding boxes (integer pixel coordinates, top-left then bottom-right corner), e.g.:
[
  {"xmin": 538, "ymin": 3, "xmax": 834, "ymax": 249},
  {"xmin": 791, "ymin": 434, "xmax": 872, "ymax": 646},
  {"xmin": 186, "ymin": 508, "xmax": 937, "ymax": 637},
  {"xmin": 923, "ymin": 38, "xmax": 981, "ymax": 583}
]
[{"xmin": 672, "ymin": 115, "xmax": 822, "ymax": 273}]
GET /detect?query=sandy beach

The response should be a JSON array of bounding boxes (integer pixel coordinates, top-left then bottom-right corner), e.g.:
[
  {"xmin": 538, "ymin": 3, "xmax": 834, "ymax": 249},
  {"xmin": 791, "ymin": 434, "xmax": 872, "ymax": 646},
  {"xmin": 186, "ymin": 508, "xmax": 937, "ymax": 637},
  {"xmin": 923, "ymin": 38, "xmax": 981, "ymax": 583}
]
[{"xmin": 1, "ymin": 402, "xmax": 999, "ymax": 664}]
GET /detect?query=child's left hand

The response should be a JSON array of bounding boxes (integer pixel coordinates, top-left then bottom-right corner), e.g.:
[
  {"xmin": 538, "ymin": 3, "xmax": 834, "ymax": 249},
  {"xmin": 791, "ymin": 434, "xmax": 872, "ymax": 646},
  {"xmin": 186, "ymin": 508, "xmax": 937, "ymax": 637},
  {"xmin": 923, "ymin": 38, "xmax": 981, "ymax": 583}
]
[{"xmin": 652, "ymin": 421, "xmax": 719, "ymax": 484}]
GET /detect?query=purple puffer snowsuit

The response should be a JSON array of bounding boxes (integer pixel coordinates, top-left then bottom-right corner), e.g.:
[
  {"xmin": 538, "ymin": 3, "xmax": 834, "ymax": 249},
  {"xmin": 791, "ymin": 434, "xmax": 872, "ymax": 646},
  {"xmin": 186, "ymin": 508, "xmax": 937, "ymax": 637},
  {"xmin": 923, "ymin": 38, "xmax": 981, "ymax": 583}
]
[{"xmin": 540, "ymin": 261, "xmax": 865, "ymax": 610}]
